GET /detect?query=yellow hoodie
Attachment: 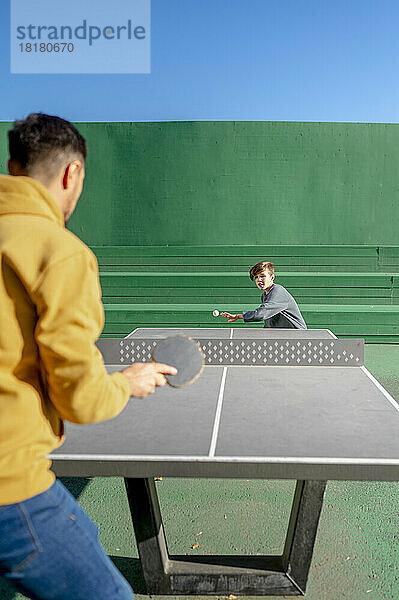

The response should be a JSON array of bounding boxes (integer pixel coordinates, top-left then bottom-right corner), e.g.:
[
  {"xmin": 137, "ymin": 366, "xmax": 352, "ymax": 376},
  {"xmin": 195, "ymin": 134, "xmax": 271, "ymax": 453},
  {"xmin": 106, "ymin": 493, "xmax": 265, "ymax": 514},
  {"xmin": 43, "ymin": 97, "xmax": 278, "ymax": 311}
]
[{"xmin": 0, "ymin": 174, "xmax": 130, "ymax": 504}]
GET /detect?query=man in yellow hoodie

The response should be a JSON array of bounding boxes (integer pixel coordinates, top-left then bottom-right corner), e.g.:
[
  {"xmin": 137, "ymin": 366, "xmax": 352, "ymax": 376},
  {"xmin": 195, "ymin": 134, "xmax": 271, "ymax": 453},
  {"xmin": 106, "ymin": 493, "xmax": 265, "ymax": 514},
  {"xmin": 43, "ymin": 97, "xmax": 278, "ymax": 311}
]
[{"xmin": 0, "ymin": 113, "xmax": 177, "ymax": 600}]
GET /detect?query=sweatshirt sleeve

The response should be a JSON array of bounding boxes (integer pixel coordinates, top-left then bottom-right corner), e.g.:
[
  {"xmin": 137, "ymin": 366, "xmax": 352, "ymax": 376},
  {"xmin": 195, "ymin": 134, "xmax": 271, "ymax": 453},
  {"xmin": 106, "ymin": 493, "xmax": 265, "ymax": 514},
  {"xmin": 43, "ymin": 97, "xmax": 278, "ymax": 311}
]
[
  {"xmin": 32, "ymin": 249, "xmax": 130, "ymax": 425},
  {"xmin": 242, "ymin": 296, "xmax": 290, "ymax": 322}
]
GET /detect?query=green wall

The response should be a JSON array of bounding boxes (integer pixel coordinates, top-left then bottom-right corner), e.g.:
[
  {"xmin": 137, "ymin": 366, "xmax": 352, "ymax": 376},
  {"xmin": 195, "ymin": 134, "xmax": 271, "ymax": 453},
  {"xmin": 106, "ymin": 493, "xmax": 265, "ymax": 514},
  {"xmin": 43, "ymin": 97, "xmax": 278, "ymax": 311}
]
[{"xmin": 1, "ymin": 121, "xmax": 399, "ymax": 246}]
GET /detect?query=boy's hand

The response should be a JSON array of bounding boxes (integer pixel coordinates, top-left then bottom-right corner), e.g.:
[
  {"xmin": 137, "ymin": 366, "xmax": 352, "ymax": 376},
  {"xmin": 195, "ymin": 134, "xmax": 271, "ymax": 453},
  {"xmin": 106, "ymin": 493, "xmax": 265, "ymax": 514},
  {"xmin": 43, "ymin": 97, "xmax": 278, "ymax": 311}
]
[
  {"xmin": 121, "ymin": 362, "xmax": 177, "ymax": 398},
  {"xmin": 221, "ymin": 312, "xmax": 243, "ymax": 323}
]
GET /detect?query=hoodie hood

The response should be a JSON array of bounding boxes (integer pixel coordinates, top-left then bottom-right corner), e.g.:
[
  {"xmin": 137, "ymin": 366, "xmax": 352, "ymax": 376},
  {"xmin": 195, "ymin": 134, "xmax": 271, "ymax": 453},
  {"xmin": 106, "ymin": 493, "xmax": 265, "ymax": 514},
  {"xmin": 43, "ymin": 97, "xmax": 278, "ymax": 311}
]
[{"xmin": 0, "ymin": 174, "xmax": 64, "ymax": 227}]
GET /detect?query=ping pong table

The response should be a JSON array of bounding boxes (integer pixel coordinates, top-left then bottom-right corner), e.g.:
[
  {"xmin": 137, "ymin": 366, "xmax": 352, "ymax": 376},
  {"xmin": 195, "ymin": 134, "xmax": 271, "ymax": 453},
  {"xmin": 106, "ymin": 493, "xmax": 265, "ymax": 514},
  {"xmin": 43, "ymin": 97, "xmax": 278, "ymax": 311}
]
[{"xmin": 50, "ymin": 328, "xmax": 399, "ymax": 596}]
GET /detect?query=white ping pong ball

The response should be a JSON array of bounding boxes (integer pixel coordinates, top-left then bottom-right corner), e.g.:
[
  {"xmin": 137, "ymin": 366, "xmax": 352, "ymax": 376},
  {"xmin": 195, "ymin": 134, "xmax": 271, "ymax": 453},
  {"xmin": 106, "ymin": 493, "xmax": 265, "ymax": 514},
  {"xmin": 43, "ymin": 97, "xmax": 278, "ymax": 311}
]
[{"xmin": 213, "ymin": 310, "xmax": 219, "ymax": 317}]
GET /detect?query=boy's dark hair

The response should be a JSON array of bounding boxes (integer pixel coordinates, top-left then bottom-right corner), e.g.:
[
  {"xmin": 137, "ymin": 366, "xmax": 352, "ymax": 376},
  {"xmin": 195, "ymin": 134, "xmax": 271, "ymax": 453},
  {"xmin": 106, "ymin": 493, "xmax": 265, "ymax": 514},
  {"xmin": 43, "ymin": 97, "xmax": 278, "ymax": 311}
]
[
  {"xmin": 249, "ymin": 261, "xmax": 274, "ymax": 281},
  {"xmin": 8, "ymin": 113, "xmax": 87, "ymax": 177}
]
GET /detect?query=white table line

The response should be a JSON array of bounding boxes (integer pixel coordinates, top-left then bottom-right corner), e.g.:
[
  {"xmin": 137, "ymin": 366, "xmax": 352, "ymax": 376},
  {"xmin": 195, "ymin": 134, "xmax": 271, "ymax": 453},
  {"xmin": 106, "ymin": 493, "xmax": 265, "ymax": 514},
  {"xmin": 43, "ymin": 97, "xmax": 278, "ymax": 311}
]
[
  {"xmin": 208, "ymin": 367, "xmax": 228, "ymax": 457},
  {"xmin": 208, "ymin": 330, "xmax": 232, "ymax": 457},
  {"xmin": 361, "ymin": 366, "xmax": 399, "ymax": 413}
]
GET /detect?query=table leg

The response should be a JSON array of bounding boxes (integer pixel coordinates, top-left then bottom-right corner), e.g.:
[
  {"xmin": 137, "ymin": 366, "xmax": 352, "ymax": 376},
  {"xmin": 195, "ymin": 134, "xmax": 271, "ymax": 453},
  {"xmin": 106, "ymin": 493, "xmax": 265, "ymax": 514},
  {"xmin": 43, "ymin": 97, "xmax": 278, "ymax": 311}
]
[
  {"xmin": 283, "ymin": 480, "xmax": 327, "ymax": 594},
  {"xmin": 124, "ymin": 477, "xmax": 172, "ymax": 593},
  {"xmin": 124, "ymin": 477, "xmax": 326, "ymax": 596}
]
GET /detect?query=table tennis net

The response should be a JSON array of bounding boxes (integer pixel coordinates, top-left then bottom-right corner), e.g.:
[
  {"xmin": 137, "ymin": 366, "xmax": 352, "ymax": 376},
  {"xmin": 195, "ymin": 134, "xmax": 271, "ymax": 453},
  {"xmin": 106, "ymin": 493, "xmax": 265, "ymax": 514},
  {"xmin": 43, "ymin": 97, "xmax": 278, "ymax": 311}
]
[{"xmin": 97, "ymin": 337, "xmax": 364, "ymax": 367}]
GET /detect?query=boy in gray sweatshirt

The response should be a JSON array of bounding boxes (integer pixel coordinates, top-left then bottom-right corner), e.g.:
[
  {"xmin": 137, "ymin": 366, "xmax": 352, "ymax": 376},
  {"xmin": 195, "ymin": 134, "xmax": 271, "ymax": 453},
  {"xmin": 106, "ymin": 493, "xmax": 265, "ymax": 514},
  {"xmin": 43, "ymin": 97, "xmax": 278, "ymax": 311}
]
[{"xmin": 221, "ymin": 261, "xmax": 307, "ymax": 329}]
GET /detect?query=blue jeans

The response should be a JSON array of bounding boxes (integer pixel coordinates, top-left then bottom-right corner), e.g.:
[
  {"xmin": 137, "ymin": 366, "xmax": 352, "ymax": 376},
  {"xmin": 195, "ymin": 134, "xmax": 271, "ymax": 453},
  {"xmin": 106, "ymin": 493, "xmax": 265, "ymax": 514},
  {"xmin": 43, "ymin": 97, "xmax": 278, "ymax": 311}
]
[{"xmin": 0, "ymin": 479, "xmax": 134, "ymax": 600}]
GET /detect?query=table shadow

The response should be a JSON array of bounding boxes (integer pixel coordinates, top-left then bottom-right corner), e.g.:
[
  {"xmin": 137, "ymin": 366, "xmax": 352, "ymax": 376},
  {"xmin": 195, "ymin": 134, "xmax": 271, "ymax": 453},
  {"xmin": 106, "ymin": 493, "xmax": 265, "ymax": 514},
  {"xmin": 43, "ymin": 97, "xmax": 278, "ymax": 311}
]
[
  {"xmin": 110, "ymin": 556, "xmax": 146, "ymax": 594},
  {"xmin": 0, "ymin": 577, "xmax": 18, "ymax": 600},
  {"xmin": 59, "ymin": 476, "xmax": 91, "ymax": 498}
]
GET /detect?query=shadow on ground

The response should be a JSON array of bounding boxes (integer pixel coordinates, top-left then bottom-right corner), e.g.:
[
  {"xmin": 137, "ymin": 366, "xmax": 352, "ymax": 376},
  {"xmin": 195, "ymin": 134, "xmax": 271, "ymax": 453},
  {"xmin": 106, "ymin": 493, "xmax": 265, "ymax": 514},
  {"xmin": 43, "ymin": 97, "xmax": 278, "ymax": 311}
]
[
  {"xmin": 110, "ymin": 556, "xmax": 146, "ymax": 594},
  {"xmin": 0, "ymin": 577, "xmax": 18, "ymax": 600},
  {"xmin": 59, "ymin": 476, "xmax": 91, "ymax": 498}
]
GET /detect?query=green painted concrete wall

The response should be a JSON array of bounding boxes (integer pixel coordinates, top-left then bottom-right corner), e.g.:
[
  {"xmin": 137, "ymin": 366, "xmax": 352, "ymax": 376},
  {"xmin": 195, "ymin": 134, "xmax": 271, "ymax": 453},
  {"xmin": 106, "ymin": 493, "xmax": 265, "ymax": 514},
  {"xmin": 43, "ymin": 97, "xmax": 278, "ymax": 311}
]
[{"xmin": 1, "ymin": 121, "xmax": 399, "ymax": 246}]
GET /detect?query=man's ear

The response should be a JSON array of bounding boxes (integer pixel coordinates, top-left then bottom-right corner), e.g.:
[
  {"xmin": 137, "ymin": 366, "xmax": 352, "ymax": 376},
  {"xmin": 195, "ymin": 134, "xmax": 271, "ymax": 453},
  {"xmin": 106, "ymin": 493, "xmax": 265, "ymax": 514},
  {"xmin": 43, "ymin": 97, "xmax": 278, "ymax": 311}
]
[
  {"xmin": 271, "ymin": 273, "xmax": 275, "ymax": 281},
  {"xmin": 62, "ymin": 162, "xmax": 81, "ymax": 190},
  {"xmin": 62, "ymin": 164, "xmax": 71, "ymax": 190}
]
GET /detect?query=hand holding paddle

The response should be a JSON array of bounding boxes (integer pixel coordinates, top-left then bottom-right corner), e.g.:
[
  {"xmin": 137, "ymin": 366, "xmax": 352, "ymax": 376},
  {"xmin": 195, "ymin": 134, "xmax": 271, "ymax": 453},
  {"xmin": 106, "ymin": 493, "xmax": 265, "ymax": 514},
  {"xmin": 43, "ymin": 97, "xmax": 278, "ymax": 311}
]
[
  {"xmin": 122, "ymin": 362, "xmax": 177, "ymax": 398},
  {"xmin": 152, "ymin": 335, "xmax": 205, "ymax": 387}
]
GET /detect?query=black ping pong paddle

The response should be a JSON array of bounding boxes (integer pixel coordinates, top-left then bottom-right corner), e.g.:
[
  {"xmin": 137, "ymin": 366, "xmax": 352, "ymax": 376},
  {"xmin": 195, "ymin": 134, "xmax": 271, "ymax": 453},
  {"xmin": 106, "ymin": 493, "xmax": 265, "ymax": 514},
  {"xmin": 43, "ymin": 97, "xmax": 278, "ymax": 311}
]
[{"xmin": 151, "ymin": 335, "xmax": 205, "ymax": 388}]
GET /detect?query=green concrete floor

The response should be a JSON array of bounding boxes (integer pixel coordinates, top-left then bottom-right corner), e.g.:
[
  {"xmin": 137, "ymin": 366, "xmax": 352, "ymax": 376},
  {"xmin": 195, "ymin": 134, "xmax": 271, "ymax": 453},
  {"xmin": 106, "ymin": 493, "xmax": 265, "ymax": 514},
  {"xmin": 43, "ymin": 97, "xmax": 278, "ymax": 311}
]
[{"xmin": 1, "ymin": 345, "xmax": 399, "ymax": 600}]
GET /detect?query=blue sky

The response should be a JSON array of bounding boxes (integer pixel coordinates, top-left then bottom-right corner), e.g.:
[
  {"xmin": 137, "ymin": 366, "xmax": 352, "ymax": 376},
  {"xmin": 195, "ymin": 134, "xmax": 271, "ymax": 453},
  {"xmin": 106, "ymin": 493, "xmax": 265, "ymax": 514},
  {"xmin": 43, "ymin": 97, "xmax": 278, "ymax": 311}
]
[{"xmin": 1, "ymin": 0, "xmax": 399, "ymax": 123}]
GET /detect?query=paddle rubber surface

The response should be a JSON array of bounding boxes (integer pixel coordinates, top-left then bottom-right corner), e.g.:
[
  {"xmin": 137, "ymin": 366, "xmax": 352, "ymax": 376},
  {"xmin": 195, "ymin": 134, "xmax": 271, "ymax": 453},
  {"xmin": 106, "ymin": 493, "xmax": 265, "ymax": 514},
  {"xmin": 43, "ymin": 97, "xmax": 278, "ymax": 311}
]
[{"xmin": 152, "ymin": 335, "xmax": 205, "ymax": 387}]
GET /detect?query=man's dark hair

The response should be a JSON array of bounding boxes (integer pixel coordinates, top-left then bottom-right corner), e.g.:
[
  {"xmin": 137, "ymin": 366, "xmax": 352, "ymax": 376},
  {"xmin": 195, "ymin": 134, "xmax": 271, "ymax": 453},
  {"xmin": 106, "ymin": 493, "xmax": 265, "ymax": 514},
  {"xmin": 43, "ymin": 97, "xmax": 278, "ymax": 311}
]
[{"xmin": 8, "ymin": 113, "xmax": 87, "ymax": 178}]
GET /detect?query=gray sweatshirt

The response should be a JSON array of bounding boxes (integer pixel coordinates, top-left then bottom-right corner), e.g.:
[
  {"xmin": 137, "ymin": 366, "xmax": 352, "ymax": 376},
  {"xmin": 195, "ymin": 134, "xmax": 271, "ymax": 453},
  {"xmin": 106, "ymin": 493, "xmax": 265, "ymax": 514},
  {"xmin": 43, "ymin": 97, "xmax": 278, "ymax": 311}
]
[{"xmin": 242, "ymin": 283, "xmax": 307, "ymax": 329}]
